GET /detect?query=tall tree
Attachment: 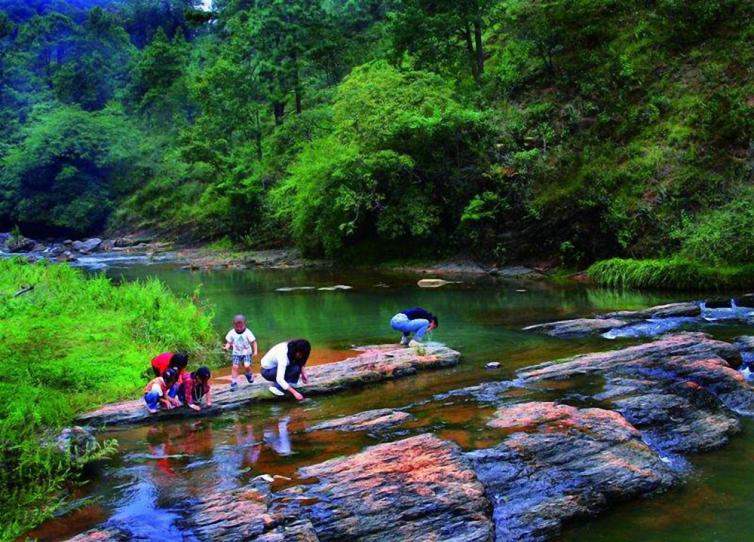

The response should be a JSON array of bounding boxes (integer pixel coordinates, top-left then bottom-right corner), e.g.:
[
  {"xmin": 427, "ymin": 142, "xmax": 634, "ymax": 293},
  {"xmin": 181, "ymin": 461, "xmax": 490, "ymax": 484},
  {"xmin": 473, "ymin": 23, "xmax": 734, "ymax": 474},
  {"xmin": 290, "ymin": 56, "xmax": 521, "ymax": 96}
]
[{"xmin": 389, "ymin": 0, "xmax": 491, "ymax": 82}]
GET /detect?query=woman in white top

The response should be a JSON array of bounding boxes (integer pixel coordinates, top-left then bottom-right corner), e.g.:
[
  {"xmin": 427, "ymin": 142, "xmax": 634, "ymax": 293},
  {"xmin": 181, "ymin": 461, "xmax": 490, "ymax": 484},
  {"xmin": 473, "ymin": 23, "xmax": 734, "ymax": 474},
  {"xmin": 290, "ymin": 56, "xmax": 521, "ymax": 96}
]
[{"xmin": 260, "ymin": 339, "xmax": 311, "ymax": 401}]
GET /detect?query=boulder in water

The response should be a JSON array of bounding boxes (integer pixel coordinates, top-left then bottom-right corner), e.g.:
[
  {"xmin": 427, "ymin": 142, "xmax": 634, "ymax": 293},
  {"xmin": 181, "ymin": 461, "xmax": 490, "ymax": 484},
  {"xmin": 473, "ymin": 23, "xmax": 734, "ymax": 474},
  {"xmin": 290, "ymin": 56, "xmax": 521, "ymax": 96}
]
[
  {"xmin": 72, "ymin": 238, "xmax": 103, "ymax": 254},
  {"xmin": 417, "ymin": 278, "xmax": 461, "ymax": 288},
  {"xmin": 519, "ymin": 333, "xmax": 752, "ymax": 452},
  {"xmin": 523, "ymin": 317, "xmax": 630, "ymax": 337},
  {"xmin": 468, "ymin": 402, "xmax": 675, "ymax": 541},
  {"xmin": 5, "ymin": 235, "xmax": 37, "ymax": 253}
]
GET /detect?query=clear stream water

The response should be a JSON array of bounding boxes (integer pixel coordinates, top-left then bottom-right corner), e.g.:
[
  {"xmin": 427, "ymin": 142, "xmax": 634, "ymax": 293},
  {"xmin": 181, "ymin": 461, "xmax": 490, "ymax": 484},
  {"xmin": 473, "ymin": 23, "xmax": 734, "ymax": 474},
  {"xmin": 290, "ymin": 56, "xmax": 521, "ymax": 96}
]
[{"xmin": 23, "ymin": 264, "xmax": 754, "ymax": 541}]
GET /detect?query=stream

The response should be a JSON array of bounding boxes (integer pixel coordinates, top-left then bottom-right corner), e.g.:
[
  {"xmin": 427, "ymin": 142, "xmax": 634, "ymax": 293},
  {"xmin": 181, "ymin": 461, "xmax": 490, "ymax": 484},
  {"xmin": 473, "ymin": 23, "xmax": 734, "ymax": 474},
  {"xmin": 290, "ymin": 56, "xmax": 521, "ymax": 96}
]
[{"xmin": 23, "ymin": 263, "xmax": 754, "ymax": 541}]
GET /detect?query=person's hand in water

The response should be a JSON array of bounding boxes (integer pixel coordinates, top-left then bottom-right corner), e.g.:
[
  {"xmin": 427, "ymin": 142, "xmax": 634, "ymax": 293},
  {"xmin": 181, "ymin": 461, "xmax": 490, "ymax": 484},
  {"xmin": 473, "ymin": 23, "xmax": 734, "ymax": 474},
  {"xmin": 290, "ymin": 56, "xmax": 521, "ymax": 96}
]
[
  {"xmin": 189, "ymin": 403, "xmax": 201, "ymax": 412},
  {"xmin": 291, "ymin": 388, "xmax": 304, "ymax": 401}
]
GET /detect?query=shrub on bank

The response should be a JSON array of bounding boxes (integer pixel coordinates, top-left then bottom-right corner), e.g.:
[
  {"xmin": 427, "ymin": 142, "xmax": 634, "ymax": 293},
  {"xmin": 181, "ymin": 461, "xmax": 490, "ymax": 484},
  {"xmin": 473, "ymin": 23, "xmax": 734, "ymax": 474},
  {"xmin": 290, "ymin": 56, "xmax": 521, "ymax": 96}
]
[
  {"xmin": 0, "ymin": 259, "xmax": 216, "ymax": 539},
  {"xmin": 587, "ymin": 257, "xmax": 754, "ymax": 290}
]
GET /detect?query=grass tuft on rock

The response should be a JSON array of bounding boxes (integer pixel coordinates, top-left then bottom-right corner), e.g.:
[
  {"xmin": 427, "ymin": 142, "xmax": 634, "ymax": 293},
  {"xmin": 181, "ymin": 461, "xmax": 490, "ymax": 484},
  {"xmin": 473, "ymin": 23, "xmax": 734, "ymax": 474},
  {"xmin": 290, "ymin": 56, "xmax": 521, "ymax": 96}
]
[{"xmin": 587, "ymin": 258, "xmax": 754, "ymax": 290}]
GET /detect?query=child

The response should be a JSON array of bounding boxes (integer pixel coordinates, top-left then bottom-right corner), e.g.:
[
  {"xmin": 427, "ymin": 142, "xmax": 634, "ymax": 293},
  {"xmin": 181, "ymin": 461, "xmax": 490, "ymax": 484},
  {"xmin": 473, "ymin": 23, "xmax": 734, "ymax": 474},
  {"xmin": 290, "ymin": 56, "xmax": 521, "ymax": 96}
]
[
  {"xmin": 144, "ymin": 368, "xmax": 181, "ymax": 414},
  {"xmin": 224, "ymin": 314, "xmax": 258, "ymax": 390},
  {"xmin": 150, "ymin": 351, "xmax": 188, "ymax": 377},
  {"xmin": 177, "ymin": 366, "xmax": 212, "ymax": 411},
  {"xmin": 260, "ymin": 339, "xmax": 311, "ymax": 401}
]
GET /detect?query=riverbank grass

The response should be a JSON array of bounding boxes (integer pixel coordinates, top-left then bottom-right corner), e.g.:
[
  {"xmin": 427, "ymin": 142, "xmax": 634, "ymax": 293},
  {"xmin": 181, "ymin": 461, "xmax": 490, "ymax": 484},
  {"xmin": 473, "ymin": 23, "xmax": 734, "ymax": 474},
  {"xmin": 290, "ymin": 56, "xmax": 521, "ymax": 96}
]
[
  {"xmin": 0, "ymin": 259, "xmax": 216, "ymax": 540},
  {"xmin": 587, "ymin": 258, "xmax": 754, "ymax": 290}
]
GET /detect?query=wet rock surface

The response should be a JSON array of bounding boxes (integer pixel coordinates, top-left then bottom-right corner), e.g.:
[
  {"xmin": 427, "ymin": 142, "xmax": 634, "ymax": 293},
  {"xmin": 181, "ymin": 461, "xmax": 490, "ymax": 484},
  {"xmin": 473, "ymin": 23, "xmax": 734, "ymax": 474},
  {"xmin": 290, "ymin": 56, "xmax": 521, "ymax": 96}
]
[
  {"xmin": 519, "ymin": 333, "xmax": 752, "ymax": 452},
  {"xmin": 603, "ymin": 301, "xmax": 702, "ymax": 320},
  {"xmin": 522, "ymin": 317, "xmax": 630, "ymax": 337},
  {"xmin": 286, "ymin": 434, "xmax": 492, "ymax": 542},
  {"xmin": 63, "ymin": 334, "xmax": 754, "ymax": 542},
  {"xmin": 306, "ymin": 408, "xmax": 414, "ymax": 433},
  {"xmin": 468, "ymin": 402, "xmax": 675, "ymax": 542},
  {"xmin": 523, "ymin": 300, "xmax": 754, "ymax": 339},
  {"xmin": 76, "ymin": 344, "xmax": 461, "ymax": 426}
]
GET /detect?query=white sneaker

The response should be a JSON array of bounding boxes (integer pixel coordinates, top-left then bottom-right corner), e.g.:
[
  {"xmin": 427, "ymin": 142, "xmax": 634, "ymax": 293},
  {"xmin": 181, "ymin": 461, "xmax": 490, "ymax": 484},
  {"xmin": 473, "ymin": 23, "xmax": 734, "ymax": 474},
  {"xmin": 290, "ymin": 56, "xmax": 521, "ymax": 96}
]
[
  {"xmin": 268, "ymin": 386, "xmax": 285, "ymax": 397},
  {"xmin": 409, "ymin": 340, "xmax": 423, "ymax": 348},
  {"xmin": 400, "ymin": 335, "xmax": 410, "ymax": 346}
]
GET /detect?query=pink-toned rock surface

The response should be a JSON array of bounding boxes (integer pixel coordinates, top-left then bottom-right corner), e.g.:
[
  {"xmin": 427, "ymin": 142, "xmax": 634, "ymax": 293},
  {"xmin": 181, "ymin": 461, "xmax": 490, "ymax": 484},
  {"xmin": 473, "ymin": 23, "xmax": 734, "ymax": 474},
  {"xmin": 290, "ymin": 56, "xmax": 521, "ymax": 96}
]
[
  {"xmin": 468, "ymin": 402, "xmax": 675, "ymax": 542},
  {"xmin": 288, "ymin": 433, "xmax": 493, "ymax": 541},
  {"xmin": 76, "ymin": 344, "xmax": 460, "ymax": 426},
  {"xmin": 519, "ymin": 333, "xmax": 751, "ymax": 452}
]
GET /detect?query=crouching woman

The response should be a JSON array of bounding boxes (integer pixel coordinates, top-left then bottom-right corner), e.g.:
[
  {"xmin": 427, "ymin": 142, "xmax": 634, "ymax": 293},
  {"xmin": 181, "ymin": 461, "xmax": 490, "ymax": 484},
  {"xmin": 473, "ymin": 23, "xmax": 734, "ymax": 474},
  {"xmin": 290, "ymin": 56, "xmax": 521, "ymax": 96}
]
[{"xmin": 261, "ymin": 339, "xmax": 311, "ymax": 401}]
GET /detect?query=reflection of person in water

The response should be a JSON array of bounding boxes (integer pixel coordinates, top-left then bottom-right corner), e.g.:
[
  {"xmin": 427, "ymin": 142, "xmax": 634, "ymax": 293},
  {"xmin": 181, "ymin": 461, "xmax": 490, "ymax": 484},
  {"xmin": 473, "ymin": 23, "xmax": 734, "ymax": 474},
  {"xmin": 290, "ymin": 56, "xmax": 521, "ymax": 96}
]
[
  {"xmin": 263, "ymin": 416, "xmax": 292, "ymax": 456},
  {"xmin": 146, "ymin": 425, "xmax": 179, "ymax": 477},
  {"xmin": 234, "ymin": 422, "xmax": 262, "ymax": 467}
]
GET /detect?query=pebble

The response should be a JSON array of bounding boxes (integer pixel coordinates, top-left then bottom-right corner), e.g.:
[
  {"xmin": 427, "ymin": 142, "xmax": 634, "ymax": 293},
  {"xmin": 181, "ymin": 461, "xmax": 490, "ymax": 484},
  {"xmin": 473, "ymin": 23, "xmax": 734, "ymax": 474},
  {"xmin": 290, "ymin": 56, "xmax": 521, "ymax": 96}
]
[{"xmin": 485, "ymin": 362, "xmax": 502, "ymax": 369}]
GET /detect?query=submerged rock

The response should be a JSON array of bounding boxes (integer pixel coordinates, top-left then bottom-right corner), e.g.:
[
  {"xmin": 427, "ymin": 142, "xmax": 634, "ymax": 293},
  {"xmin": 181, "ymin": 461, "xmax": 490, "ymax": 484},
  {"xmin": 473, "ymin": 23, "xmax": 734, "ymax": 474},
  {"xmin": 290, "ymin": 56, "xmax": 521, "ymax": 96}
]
[
  {"xmin": 76, "ymin": 344, "xmax": 461, "ymax": 426},
  {"xmin": 306, "ymin": 408, "xmax": 413, "ymax": 433},
  {"xmin": 522, "ymin": 317, "xmax": 630, "ymax": 337},
  {"xmin": 417, "ymin": 278, "xmax": 462, "ymax": 288},
  {"xmin": 468, "ymin": 402, "xmax": 674, "ymax": 542},
  {"xmin": 55, "ymin": 426, "xmax": 98, "ymax": 461}
]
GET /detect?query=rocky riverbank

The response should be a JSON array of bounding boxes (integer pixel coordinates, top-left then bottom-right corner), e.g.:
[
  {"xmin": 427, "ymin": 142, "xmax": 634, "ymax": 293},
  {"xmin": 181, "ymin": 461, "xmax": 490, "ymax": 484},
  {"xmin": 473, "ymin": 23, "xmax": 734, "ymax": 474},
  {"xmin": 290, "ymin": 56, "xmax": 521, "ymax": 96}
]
[
  {"xmin": 66, "ymin": 332, "xmax": 754, "ymax": 542},
  {"xmin": 1, "ymin": 232, "xmax": 548, "ymax": 277}
]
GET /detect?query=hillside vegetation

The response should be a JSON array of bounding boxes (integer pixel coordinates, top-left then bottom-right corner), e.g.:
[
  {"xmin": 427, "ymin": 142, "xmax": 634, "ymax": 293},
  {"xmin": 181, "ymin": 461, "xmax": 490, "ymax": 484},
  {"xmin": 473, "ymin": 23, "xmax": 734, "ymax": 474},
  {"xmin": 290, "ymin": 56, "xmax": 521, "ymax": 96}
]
[{"xmin": 0, "ymin": 0, "xmax": 753, "ymax": 269}]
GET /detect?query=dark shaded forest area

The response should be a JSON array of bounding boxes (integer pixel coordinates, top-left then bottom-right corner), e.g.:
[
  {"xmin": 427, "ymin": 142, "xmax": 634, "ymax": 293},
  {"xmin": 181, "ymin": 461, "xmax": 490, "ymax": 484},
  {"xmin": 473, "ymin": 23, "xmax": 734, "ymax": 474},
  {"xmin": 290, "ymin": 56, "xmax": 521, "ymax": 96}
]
[{"xmin": 1, "ymin": 0, "xmax": 753, "ymax": 268}]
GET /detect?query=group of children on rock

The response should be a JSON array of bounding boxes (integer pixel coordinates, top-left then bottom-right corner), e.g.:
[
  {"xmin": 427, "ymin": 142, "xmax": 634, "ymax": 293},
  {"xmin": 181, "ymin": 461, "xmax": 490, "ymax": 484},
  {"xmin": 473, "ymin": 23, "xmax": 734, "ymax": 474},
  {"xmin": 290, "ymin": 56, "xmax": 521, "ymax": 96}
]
[
  {"xmin": 144, "ymin": 314, "xmax": 312, "ymax": 413},
  {"xmin": 143, "ymin": 307, "xmax": 438, "ymax": 414}
]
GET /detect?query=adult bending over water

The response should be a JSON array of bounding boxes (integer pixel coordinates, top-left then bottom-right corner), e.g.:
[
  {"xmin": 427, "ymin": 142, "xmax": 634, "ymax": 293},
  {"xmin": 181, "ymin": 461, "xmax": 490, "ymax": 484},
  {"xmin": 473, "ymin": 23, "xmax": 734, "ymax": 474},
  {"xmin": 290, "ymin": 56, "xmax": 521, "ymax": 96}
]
[
  {"xmin": 390, "ymin": 307, "xmax": 438, "ymax": 347},
  {"xmin": 261, "ymin": 339, "xmax": 311, "ymax": 401}
]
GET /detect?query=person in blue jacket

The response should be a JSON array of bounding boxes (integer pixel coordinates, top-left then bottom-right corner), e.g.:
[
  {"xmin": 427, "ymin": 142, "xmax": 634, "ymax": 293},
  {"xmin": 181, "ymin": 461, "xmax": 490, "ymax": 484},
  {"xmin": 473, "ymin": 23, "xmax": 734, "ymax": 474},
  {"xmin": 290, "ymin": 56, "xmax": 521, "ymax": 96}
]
[{"xmin": 390, "ymin": 307, "xmax": 438, "ymax": 347}]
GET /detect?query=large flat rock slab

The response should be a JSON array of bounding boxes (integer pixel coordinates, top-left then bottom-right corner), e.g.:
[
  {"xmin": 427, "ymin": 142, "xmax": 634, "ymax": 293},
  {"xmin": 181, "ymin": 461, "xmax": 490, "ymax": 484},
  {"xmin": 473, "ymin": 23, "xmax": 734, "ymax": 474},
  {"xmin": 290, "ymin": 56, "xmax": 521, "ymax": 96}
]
[
  {"xmin": 289, "ymin": 433, "xmax": 493, "ymax": 541},
  {"xmin": 467, "ymin": 402, "xmax": 674, "ymax": 542},
  {"xmin": 175, "ymin": 434, "xmax": 492, "ymax": 541},
  {"xmin": 519, "ymin": 333, "xmax": 752, "ymax": 453},
  {"xmin": 76, "ymin": 344, "xmax": 460, "ymax": 427}
]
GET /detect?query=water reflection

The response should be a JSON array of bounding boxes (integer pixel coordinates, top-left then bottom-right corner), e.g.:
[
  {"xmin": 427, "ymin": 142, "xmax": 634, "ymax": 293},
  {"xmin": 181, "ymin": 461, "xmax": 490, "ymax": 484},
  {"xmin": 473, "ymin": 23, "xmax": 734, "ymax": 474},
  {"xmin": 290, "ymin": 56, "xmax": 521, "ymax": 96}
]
[{"xmin": 264, "ymin": 416, "xmax": 293, "ymax": 456}]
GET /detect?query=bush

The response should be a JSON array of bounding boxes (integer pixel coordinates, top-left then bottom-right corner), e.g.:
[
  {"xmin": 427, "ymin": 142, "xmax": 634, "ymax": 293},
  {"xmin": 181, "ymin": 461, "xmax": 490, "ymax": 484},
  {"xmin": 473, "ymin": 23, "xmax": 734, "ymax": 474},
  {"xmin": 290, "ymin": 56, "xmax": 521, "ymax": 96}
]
[
  {"xmin": 0, "ymin": 259, "xmax": 216, "ymax": 539},
  {"xmin": 675, "ymin": 195, "xmax": 754, "ymax": 265},
  {"xmin": 587, "ymin": 257, "xmax": 754, "ymax": 290}
]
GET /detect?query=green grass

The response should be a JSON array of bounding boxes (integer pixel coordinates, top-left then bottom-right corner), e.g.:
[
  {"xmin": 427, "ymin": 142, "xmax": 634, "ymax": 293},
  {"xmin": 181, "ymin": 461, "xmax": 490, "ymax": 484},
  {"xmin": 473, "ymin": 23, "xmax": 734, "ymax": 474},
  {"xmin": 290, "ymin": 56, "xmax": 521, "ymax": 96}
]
[
  {"xmin": 0, "ymin": 259, "xmax": 216, "ymax": 540},
  {"xmin": 587, "ymin": 257, "xmax": 754, "ymax": 290}
]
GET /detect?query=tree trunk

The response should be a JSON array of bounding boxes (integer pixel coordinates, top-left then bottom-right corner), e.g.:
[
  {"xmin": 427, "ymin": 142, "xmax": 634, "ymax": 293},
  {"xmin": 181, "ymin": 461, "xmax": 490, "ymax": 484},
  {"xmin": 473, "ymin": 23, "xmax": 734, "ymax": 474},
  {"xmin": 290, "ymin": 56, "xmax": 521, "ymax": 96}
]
[
  {"xmin": 473, "ymin": 15, "xmax": 484, "ymax": 77},
  {"xmin": 273, "ymin": 101, "xmax": 285, "ymax": 126},
  {"xmin": 464, "ymin": 22, "xmax": 479, "ymax": 82},
  {"xmin": 254, "ymin": 110, "xmax": 262, "ymax": 160},
  {"xmin": 293, "ymin": 51, "xmax": 302, "ymax": 115}
]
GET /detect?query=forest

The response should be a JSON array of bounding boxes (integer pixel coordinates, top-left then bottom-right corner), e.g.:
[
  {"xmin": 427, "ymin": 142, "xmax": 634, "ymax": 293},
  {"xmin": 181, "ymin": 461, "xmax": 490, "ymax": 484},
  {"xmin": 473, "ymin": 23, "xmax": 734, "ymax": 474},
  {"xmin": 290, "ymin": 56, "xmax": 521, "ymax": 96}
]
[{"xmin": 1, "ymin": 0, "xmax": 753, "ymax": 269}]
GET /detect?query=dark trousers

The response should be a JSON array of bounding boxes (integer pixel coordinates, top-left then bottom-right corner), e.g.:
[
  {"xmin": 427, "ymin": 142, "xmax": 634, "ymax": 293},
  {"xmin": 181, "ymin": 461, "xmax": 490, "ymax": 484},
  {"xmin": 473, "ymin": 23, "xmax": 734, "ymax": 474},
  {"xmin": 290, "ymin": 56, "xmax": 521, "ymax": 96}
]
[{"xmin": 261, "ymin": 364, "xmax": 302, "ymax": 389}]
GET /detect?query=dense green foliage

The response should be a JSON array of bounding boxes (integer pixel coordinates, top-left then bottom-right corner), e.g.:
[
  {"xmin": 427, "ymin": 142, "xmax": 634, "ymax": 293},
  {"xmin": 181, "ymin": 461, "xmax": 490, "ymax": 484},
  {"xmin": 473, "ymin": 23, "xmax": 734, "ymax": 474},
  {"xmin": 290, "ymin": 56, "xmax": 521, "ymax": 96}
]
[
  {"xmin": 0, "ymin": 259, "xmax": 215, "ymax": 538},
  {"xmin": 1, "ymin": 0, "xmax": 754, "ymax": 264}
]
